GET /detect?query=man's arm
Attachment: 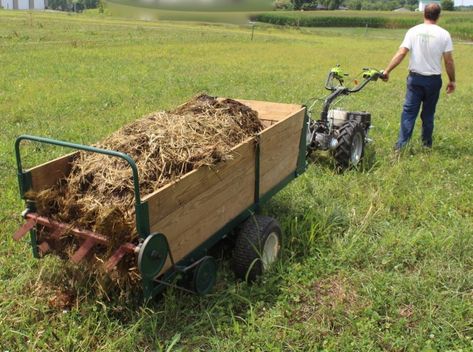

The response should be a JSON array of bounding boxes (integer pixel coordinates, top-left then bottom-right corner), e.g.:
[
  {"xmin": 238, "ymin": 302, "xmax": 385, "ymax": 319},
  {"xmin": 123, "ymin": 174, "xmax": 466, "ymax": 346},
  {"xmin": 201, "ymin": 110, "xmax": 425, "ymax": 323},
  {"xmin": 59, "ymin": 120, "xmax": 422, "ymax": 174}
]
[
  {"xmin": 382, "ymin": 47, "xmax": 409, "ymax": 82},
  {"xmin": 443, "ymin": 51, "xmax": 456, "ymax": 94}
]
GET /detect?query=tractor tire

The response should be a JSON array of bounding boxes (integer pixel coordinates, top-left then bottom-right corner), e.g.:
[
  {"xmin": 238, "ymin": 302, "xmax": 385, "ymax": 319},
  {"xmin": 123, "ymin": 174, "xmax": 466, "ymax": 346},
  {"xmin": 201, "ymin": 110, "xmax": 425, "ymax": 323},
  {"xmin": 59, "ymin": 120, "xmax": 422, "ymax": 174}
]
[
  {"xmin": 333, "ymin": 120, "xmax": 366, "ymax": 169},
  {"xmin": 232, "ymin": 215, "xmax": 282, "ymax": 282}
]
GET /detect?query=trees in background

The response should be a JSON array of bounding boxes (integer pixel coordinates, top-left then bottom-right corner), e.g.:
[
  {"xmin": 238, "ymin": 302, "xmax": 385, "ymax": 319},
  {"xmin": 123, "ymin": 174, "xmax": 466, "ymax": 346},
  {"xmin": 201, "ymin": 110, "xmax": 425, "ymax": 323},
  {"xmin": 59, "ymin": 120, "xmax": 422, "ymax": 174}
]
[
  {"xmin": 284, "ymin": 0, "xmax": 456, "ymax": 11},
  {"xmin": 287, "ymin": 0, "xmax": 342, "ymax": 10},
  {"xmin": 48, "ymin": 0, "xmax": 101, "ymax": 11},
  {"xmin": 344, "ymin": 0, "xmax": 417, "ymax": 10},
  {"xmin": 441, "ymin": 0, "xmax": 454, "ymax": 10}
]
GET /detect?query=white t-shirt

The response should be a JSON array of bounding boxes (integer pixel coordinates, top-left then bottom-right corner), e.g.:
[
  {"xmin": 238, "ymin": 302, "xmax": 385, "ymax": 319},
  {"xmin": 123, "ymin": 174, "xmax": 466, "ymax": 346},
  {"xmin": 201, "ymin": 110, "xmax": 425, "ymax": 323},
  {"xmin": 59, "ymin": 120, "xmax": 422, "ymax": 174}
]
[{"xmin": 400, "ymin": 23, "xmax": 453, "ymax": 75}]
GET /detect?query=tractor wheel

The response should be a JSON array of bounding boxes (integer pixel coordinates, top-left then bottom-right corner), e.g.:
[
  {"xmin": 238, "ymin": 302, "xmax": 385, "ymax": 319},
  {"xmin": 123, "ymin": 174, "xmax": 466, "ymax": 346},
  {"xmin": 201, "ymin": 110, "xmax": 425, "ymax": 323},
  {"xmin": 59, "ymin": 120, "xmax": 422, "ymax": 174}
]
[
  {"xmin": 333, "ymin": 120, "xmax": 366, "ymax": 169},
  {"xmin": 232, "ymin": 215, "xmax": 282, "ymax": 281}
]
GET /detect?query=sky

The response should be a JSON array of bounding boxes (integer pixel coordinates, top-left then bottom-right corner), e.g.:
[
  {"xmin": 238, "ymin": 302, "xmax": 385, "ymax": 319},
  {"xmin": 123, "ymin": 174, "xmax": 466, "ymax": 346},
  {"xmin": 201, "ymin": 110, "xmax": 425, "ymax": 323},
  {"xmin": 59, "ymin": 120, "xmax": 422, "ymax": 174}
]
[{"xmin": 454, "ymin": 0, "xmax": 473, "ymax": 6}]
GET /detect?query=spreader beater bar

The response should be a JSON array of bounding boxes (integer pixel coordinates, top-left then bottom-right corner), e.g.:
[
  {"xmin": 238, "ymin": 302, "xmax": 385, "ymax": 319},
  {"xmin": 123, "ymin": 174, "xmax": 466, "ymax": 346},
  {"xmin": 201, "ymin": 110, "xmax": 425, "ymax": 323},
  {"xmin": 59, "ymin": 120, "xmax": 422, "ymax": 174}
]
[{"xmin": 13, "ymin": 212, "xmax": 137, "ymax": 271}]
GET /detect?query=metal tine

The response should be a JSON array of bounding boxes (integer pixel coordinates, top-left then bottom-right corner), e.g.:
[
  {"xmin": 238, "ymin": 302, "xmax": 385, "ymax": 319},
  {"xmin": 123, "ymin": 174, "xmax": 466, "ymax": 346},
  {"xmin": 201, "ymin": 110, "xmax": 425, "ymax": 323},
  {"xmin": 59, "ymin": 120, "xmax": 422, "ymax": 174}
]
[
  {"xmin": 13, "ymin": 218, "xmax": 36, "ymax": 241},
  {"xmin": 37, "ymin": 242, "xmax": 51, "ymax": 256},
  {"xmin": 70, "ymin": 237, "xmax": 96, "ymax": 264},
  {"xmin": 15, "ymin": 212, "xmax": 138, "ymax": 267},
  {"xmin": 104, "ymin": 245, "xmax": 128, "ymax": 272}
]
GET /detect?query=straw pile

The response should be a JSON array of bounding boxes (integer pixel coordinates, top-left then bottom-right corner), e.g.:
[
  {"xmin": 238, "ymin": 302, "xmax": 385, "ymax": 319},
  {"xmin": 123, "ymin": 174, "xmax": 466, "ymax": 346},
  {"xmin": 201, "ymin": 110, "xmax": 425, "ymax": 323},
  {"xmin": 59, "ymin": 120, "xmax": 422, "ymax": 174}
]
[{"xmin": 33, "ymin": 94, "xmax": 263, "ymax": 254}]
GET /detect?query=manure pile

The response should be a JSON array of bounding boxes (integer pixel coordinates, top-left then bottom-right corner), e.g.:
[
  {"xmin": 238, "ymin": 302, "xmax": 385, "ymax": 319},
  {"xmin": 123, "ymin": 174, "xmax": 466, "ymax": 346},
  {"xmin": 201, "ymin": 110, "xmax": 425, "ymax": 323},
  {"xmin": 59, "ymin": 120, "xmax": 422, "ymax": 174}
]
[{"xmin": 34, "ymin": 95, "xmax": 263, "ymax": 249}]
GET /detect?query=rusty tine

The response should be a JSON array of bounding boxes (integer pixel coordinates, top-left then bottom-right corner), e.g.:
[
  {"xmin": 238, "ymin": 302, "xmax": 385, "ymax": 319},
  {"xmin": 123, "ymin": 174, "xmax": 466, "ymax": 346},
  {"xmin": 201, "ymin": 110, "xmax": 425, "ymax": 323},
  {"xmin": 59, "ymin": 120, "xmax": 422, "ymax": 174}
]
[
  {"xmin": 37, "ymin": 242, "xmax": 51, "ymax": 256},
  {"xmin": 104, "ymin": 245, "xmax": 129, "ymax": 272},
  {"xmin": 70, "ymin": 238, "xmax": 96, "ymax": 264},
  {"xmin": 13, "ymin": 218, "xmax": 36, "ymax": 241},
  {"xmin": 16, "ymin": 213, "xmax": 137, "ymax": 267}
]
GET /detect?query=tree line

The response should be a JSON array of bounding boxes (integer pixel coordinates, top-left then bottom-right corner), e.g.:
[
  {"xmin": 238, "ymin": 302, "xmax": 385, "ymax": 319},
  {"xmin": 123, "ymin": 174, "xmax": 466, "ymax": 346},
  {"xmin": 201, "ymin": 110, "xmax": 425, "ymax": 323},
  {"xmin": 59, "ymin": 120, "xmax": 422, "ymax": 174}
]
[
  {"xmin": 48, "ymin": 0, "xmax": 105, "ymax": 12},
  {"xmin": 275, "ymin": 0, "xmax": 456, "ymax": 11}
]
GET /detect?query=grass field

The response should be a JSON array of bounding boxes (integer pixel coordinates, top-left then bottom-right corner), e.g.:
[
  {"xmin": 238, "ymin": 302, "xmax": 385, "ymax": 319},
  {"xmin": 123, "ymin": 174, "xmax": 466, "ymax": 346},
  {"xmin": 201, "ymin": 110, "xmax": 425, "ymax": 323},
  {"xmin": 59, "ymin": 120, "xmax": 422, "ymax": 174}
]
[{"xmin": 1, "ymin": 9, "xmax": 473, "ymax": 351}]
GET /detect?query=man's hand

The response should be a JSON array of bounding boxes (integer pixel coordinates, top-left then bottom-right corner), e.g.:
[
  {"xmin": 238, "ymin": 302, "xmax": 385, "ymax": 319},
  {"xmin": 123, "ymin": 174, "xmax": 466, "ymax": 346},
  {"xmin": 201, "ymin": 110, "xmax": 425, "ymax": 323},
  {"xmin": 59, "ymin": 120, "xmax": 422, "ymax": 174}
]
[
  {"xmin": 381, "ymin": 70, "xmax": 389, "ymax": 82},
  {"xmin": 446, "ymin": 81, "xmax": 456, "ymax": 94}
]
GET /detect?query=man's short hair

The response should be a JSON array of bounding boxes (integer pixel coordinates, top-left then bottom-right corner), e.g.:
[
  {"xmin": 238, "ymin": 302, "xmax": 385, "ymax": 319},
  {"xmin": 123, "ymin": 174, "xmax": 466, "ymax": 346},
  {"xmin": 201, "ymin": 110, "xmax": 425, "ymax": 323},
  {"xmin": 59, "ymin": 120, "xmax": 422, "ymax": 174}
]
[{"xmin": 424, "ymin": 3, "xmax": 441, "ymax": 21}]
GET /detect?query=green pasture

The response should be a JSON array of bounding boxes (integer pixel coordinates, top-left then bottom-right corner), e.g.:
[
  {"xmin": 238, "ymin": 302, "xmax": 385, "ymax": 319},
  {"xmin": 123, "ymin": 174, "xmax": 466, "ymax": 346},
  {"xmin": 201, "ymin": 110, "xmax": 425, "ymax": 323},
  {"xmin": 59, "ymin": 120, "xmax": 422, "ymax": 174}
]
[{"xmin": 1, "ymin": 9, "xmax": 473, "ymax": 351}]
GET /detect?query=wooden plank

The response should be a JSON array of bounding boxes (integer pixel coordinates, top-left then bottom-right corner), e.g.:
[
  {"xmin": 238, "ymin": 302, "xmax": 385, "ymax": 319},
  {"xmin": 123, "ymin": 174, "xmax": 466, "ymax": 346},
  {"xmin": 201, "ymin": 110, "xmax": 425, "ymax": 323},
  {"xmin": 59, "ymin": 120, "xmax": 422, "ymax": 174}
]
[
  {"xmin": 237, "ymin": 99, "xmax": 303, "ymax": 122},
  {"xmin": 28, "ymin": 152, "xmax": 77, "ymax": 193},
  {"xmin": 143, "ymin": 141, "xmax": 255, "ymax": 224},
  {"xmin": 145, "ymin": 141, "xmax": 256, "ymax": 274},
  {"xmin": 259, "ymin": 108, "xmax": 306, "ymax": 195},
  {"xmin": 260, "ymin": 130, "xmax": 303, "ymax": 194}
]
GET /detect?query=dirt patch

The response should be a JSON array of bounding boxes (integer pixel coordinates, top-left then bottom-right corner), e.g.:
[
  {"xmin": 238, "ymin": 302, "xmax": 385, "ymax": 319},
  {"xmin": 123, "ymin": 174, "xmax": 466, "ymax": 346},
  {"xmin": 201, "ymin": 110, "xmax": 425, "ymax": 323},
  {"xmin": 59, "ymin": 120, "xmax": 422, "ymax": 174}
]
[
  {"xmin": 289, "ymin": 274, "xmax": 368, "ymax": 331},
  {"xmin": 398, "ymin": 303, "xmax": 418, "ymax": 329},
  {"xmin": 48, "ymin": 289, "xmax": 76, "ymax": 311}
]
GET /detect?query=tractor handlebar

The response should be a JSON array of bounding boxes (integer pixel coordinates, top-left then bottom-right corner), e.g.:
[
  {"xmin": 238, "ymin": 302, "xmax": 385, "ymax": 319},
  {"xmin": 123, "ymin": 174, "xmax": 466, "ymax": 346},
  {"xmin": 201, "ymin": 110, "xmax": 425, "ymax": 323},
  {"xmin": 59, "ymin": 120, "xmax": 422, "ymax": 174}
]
[
  {"xmin": 325, "ymin": 66, "xmax": 385, "ymax": 93},
  {"xmin": 315, "ymin": 66, "xmax": 385, "ymax": 124}
]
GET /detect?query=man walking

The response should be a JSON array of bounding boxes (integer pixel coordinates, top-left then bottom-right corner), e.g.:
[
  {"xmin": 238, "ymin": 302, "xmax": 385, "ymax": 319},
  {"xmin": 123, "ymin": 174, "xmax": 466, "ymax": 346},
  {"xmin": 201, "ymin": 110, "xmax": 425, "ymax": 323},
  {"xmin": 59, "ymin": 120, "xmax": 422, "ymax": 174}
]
[{"xmin": 382, "ymin": 2, "xmax": 456, "ymax": 150}]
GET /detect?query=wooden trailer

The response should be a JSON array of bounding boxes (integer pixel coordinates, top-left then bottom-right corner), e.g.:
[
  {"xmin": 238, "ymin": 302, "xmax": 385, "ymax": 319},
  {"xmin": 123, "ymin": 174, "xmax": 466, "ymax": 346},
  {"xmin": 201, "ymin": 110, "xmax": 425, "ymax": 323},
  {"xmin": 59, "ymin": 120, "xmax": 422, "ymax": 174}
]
[{"xmin": 14, "ymin": 99, "xmax": 308, "ymax": 299}]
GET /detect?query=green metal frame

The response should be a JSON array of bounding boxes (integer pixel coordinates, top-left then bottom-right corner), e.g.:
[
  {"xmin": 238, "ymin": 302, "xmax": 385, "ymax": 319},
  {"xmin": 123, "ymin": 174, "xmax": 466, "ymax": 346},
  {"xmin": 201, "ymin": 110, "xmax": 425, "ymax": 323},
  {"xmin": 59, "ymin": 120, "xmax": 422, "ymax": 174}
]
[
  {"xmin": 15, "ymin": 135, "xmax": 150, "ymax": 238},
  {"xmin": 30, "ymin": 228, "xmax": 40, "ymax": 259},
  {"xmin": 254, "ymin": 137, "xmax": 261, "ymax": 210}
]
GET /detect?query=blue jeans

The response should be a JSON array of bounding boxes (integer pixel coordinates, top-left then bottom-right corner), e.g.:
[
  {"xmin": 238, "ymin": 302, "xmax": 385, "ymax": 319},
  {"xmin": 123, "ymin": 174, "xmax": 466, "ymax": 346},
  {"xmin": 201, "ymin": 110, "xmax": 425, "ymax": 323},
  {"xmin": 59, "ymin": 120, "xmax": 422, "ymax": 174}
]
[{"xmin": 396, "ymin": 73, "xmax": 442, "ymax": 149}]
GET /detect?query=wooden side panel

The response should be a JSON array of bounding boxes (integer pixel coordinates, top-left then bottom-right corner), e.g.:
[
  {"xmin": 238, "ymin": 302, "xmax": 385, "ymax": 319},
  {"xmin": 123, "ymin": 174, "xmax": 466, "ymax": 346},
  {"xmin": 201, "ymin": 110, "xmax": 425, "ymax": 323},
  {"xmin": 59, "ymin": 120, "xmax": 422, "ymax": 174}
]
[
  {"xmin": 237, "ymin": 100, "xmax": 303, "ymax": 122},
  {"xmin": 259, "ymin": 108, "xmax": 305, "ymax": 195},
  {"xmin": 28, "ymin": 152, "xmax": 77, "ymax": 193},
  {"xmin": 144, "ymin": 141, "xmax": 256, "ymax": 273}
]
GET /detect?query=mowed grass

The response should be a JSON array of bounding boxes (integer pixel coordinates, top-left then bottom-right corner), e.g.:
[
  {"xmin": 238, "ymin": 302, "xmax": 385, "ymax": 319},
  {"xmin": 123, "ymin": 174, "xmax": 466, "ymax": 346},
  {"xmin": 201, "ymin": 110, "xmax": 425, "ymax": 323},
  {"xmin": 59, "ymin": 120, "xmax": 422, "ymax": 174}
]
[{"xmin": 1, "ymin": 9, "xmax": 473, "ymax": 351}]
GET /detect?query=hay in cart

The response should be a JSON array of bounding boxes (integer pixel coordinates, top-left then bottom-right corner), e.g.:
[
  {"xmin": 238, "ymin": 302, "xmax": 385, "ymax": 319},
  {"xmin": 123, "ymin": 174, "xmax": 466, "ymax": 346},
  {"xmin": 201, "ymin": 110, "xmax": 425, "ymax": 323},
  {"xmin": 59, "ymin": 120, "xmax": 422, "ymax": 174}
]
[{"xmin": 29, "ymin": 94, "xmax": 263, "ymax": 283}]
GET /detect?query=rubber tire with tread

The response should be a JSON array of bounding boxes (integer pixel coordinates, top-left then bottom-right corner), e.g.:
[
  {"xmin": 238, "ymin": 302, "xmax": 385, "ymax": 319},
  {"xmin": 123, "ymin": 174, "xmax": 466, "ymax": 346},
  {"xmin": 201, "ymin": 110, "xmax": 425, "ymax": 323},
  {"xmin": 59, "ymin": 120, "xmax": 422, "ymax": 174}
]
[
  {"xmin": 232, "ymin": 215, "xmax": 282, "ymax": 281},
  {"xmin": 333, "ymin": 119, "xmax": 366, "ymax": 169}
]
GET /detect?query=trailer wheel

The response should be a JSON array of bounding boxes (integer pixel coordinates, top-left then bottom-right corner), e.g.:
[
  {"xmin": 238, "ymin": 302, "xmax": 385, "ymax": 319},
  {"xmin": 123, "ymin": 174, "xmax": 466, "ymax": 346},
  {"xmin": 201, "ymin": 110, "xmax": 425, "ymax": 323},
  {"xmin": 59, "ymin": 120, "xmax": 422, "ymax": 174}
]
[
  {"xmin": 232, "ymin": 215, "xmax": 282, "ymax": 281},
  {"xmin": 333, "ymin": 120, "xmax": 366, "ymax": 169},
  {"xmin": 192, "ymin": 256, "xmax": 218, "ymax": 295}
]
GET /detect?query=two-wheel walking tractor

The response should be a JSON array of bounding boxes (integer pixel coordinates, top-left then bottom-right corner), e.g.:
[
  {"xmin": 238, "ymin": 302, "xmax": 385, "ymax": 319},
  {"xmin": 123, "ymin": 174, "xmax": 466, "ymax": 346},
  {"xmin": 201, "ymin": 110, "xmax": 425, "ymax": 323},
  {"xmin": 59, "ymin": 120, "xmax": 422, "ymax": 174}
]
[{"xmin": 307, "ymin": 65, "xmax": 384, "ymax": 168}]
